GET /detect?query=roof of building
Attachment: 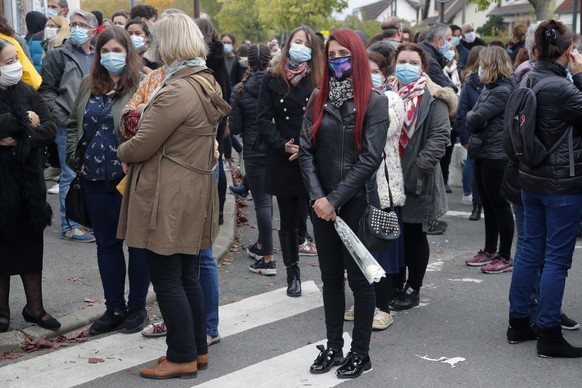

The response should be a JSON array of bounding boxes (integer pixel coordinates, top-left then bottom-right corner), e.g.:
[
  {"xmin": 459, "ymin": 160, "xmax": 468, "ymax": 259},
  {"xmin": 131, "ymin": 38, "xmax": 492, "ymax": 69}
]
[
  {"xmin": 423, "ymin": 0, "xmax": 465, "ymax": 25},
  {"xmin": 487, "ymin": 2, "xmax": 534, "ymax": 16},
  {"xmin": 358, "ymin": 0, "xmax": 420, "ymax": 21},
  {"xmin": 555, "ymin": 0, "xmax": 581, "ymax": 14}
]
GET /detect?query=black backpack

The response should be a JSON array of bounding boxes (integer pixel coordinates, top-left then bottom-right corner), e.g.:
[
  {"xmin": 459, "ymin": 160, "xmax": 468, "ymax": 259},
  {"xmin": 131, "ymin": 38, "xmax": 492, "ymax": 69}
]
[{"xmin": 504, "ymin": 75, "xmax": 574, "ymax": 175}]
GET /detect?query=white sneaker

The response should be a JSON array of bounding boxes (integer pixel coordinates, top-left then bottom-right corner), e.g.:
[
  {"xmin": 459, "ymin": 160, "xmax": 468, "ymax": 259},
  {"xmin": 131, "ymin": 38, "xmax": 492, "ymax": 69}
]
[
  {"xmin": 47, "ymin": 183, "xmax": 59, "ymax": 194},
  {"xmin": 344, "ymin": 305, "xmax": 354, "ymax": 321},
  {"xmin": 372, "ymin": 308, "xmax": 394, "ymax": 330},
  {"xmin": 461, "ymin": 194, "xmax": 473, "ymax": 206}
]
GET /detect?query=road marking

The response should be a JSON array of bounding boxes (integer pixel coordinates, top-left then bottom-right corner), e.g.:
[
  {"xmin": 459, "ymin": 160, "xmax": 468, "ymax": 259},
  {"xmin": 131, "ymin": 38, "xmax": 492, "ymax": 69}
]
[
  {"xmin": 449, "ymin": 278, "xmax": 483, "ymax": 284},
  {"xmin": 198, "ymin": 333, "xmax": 353, "ymax": 388},
  {"xmin": 0, "ymin": 281, "xmax": 323, "ymax": 388},
  {"xmin": 444, "ymin": 210, "xmax": 472, "ymax": 218}
]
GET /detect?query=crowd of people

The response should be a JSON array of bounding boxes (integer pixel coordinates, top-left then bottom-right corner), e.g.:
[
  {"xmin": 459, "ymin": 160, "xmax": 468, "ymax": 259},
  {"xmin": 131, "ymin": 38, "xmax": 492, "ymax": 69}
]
[{"xmin": 1, "ymin": 0, "xmax": 582, "ymax": 380}]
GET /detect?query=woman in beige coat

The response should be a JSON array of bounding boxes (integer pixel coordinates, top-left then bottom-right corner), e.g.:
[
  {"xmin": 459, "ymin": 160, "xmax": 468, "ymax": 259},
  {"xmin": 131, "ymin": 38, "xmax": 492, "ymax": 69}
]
[{"xmin": 117, "ymin": 14, "xmax": 224, "ymax": 380}]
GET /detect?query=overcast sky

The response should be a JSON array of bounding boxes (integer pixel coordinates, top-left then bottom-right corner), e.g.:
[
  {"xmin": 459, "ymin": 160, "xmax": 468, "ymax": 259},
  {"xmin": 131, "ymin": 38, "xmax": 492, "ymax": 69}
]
[{"xmin": 336, "ymin": 0, "xmax": 379, "ymax": 18}]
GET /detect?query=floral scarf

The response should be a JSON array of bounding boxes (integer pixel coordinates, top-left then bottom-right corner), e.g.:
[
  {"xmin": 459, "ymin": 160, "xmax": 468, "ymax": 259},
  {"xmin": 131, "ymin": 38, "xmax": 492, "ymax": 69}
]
[
  {"xmin": 287, "ymin": 59, "xmax": 310, "ymax": 86},
  {"xmin": 391, "ymin": 74, "xmax": 427, "ymax": 155},
  {"xmin": 328, "ymin": 76, "xmax": 354, "ymax": 108}
]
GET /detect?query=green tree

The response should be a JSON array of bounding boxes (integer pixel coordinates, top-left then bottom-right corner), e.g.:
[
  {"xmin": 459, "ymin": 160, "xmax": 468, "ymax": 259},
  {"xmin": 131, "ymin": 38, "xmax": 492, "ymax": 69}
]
[
  {"xmin": 468, "ymin": 0, "xmax": 552, "ymax": 21},
  {"xmin": 255, "ymin": 0, "xmax": 348, "ymax": 32},
  {"xmin": 215, "ymin": 0, "xmax": 270, "ymax": 42},
  {"xmin": 476, "ymin": 15, "xmax": 507, "ymax": 36}
]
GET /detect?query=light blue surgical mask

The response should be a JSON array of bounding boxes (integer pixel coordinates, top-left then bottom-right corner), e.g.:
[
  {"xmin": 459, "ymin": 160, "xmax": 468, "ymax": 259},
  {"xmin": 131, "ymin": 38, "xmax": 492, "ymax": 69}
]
[
  {"xmin": 371, "ymin": 73, "xmax": 384, "ymax": 88},
  {"xmin": 478, "ymin": 66, "xmax": 483, "ymax": 79},
  {"xmin": 444, "ymin": 50, "xmax": 455, "ymax": 62},
  {"xmin": 395, "ymin": 63, "xmax": 421, "ymax": 85},
  {"xmin": 100, "ymin": 52, "xmax": 126, "ymax": 74},
  {"xmin": 289, "ymin": 43, "xmax": 312, "ymax": 63},
  {"xmin": 131, "ymin": 35, "xmax": 145, "ymax": 50},
  {"xmin": 224, "ymin": 43, "xmax": 233, "ymax": 54},
  {"xmin": 452, "ymin": 36, "xmax": 461, "ymax": 47},
  {"xmin": 46, "ymin": 8, "xmax": 59, "ymax": 18},
  {"xmin": 70, "ymin": 26, "xmax": 90, "ymax": 45},
  {"xmin": 439, "ymin": 40, "xmax": 452, "ymax": 56}
]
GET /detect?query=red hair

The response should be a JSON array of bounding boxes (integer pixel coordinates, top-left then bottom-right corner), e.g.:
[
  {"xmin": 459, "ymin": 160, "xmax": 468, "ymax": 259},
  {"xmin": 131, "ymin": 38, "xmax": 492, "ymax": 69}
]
[{"xmin": 310, "ymin": 29, "xmax": 372, "ymax": 151}]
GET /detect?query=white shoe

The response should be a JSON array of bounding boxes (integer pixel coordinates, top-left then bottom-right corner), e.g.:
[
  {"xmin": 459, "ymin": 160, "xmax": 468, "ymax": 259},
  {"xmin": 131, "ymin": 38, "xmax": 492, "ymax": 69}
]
[
  {"xmin": 344, "ymin": 305, "xmax": 354, "ymax": 321},
  {"xmin": 372, "ymin": 308, "xmax": 394, "ymax": 330},
  {"xmin": 47, "ymin": 183, "xmax": 59, "ymax": 194},
  {"xmin": 461, "ymin": 194, "xmax": 473, "ymax": 206}
]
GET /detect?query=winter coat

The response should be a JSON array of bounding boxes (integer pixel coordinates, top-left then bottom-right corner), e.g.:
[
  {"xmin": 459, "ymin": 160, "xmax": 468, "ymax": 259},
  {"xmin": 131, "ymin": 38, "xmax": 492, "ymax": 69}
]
[
  {"xmin": 510, "ymin": 40, "xmax": 525, "ymax": 64},
  {"xmin": 461, "ymin": 37, "xmax": 487, "ymax": 52},
  {"xmin": 504, "ymin": 61, "xmax": 582, "ymax": 195},
  {"xmin": 39, "ymin": 40, "xmax": 90, "ymax": 127},
  {"xmin": 0, "ymin": 33, "xmax": 41, "ymax": 90},
  {"xmin": 257, "ymin": 70, "xmax": 314, "ymax": 196},
  {"xmin": 456, "ymin": 44, "xmax": 470, "ymax": 70},
  {"xmin": 206, "ymin": 40, "xmax": 231, "ymax": 149},
  {"xmin": 456, "ymin": 75, "xmax": 483, "ymax": 146},
  {"xmin": 229, "ymin": 71, "xmax": 267, "ymax": 158},
  {"xmin": 299, "ymin": 90, "xmax": 389, "ymax": 209},
  {"xmin": 400, "ymin": 77, "xmax": 456, "ymax": 224},
  {"xmin": 0, "ymin": 82, "xmax": 56, "ymax": 241},
  {"xmin": 28, "ymin": 36, "xmax": 44, "ymax": 73},
  {"xmin": 377, "ymin": 91, "xmax": 406, "ymax": 208},
  {"xmin": 467, "ymin": 76, "xmax": 516, "ymax": 160},
  {"xmin": 421, "ymin": 41, "xmax": 458, "ymax": 93},
  {"xmin": 65, "ymin": 77, "xmax": 134, "ymax": 169},
  {"xmin": 117, "ymin": 67, "xmax": 220, "ymax": 256},
  {"xmin": 227, "ymin": 55, "xmax": 247, "ymax": 87}
]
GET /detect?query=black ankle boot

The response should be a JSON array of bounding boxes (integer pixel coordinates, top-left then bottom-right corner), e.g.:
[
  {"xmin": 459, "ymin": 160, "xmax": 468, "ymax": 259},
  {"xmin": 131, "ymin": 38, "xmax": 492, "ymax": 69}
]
[
  {"xmin": 469, "ymin": 205, "xmax": 481, "ymax": 221},
  {"xmin": 537, "ymin": 326, "xmax": 582, "ymax": 358},
  {"xmin": 336, "ymin": 351, "xmax": 371, "ymax": 379},
  {"xmin": 279, "ymin": 230, "xmax": 302, "ymax": 297},
  {"xmin": 309, "ymin": 344, "xmax": 343, "ymax": 374},
  {"xmin": 507, "ymin": 317, "xmax": 537, "ymax": 344},
  {"xmin": 389, "ymin": 285, "xmax": 419, "ymax": 311}
]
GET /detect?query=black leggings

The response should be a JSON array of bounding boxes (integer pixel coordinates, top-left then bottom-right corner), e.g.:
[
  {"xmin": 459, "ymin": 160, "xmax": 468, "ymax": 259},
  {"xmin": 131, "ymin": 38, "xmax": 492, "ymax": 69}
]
[
  {"xmin": 474, "ymin": 159, "xmax": 514, "ymax": 259},
  {"xmin": 395, "ymin": 223, "xmax": 430, "ymax": 291}
]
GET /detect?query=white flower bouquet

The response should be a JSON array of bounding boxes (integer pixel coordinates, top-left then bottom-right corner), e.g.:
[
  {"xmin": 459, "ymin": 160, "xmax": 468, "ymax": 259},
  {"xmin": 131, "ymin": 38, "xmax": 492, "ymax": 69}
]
[{"xmin": 334, "ymin": 216, "xmax": 386, "ymax": 284}]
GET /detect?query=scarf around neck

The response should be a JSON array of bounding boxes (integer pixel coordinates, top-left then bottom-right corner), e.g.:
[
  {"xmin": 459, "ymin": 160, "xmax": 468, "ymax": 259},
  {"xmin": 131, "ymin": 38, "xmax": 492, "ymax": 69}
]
[
  {"xmin": 286, "ymin": 59, "xmax": 310, "ymax": 86},
  {"xmin": 163, "ymin": 57, "xmax": 206, "ymax": 84},
  {"xmin": 391, "ymin": 74, "xmax": 427, "ymax": 155},
  {"xmin": 328, "ymin": 76, "xmax": 354, "ymax": 108}
]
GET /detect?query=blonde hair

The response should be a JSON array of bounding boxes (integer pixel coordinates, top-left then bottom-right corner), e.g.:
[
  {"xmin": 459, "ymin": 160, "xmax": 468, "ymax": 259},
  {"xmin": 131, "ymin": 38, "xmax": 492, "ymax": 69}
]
[
  {"xmin": 478, "ymin": 46, "xmax": 513, "ymax": 85},
  {"xmin": 45, "ymin": 16, "xmax": 70, "ymax": 51},
  {"xmin": 155, "ymin": 13, "xmax": 207, "ymax": 65}
]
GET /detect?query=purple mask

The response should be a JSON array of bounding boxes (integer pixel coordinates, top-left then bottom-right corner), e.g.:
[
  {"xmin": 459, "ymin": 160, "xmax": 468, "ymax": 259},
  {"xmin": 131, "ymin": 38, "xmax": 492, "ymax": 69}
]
[{"xmin": 328, "ymin": 56, "xmax": 352, "ymax": 80}]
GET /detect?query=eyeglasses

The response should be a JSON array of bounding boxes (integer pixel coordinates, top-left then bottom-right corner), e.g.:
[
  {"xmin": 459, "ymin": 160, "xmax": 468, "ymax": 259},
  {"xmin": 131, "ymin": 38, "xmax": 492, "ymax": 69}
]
[{"xmin": 70, "ymin": 22, "xmax": 92, "ymax": 30}]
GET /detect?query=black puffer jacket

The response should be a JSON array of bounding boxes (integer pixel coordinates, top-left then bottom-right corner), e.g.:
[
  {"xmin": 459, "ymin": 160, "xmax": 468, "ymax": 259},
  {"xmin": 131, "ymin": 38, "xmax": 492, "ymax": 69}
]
[
  {"xmin": 229, "ymin": 71, "xmax": 266, "ymax": 158},
  {"xmin": 299, "ymin": 90, "xmax": 389, "ymax": 209},
  {"xmin": 504, "ymin": 61, "xmax": 582, "ymax": 195},
  {"xmin": 467, "ymin": 76, "xmax": 516, "ymax": 160}
]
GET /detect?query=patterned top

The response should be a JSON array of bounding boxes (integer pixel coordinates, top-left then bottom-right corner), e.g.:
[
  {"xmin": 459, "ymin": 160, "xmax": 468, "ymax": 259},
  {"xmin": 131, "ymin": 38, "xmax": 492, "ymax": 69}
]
[{"xmin": 81, "ymin": 94, "xmax": 123, "ymax": 181}]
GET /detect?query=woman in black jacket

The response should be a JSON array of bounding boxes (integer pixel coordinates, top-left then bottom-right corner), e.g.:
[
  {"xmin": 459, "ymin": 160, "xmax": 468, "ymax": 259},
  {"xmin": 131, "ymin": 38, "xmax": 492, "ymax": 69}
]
[
  {"xmin": 465, "ymin": 46, "xmax": 515, "ymax": 273},
  {"xmin": 0, "ymin": 39, "xmax": 59, "ymax": 332},
  {"xmin": 256, "ymin": 26, "xmax": 323, "ymax": 296},
  {"xmin": 229, "ymin": 44, "xmax": 276, "ymax": 269},
  {"xmin": 299, "ymin": 29, "xmax": 388, "ymax": 379},
  {"xmin": 507, "ymin": 20, "xmax": 582, "ymax": 358}
]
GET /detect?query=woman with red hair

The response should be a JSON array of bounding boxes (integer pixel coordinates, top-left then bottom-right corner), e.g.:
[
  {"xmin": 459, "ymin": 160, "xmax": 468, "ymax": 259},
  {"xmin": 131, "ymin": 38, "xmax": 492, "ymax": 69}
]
[{"xmin": 299, "ymin": 29, "xmax": 389, "ymax": 379}]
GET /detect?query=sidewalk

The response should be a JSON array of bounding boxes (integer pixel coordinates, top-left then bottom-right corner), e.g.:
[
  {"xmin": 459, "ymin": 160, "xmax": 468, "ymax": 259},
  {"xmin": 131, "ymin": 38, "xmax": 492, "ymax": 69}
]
[{"xmin": 0, "ymin": 174, "xmax": 237, "ymax": 354}]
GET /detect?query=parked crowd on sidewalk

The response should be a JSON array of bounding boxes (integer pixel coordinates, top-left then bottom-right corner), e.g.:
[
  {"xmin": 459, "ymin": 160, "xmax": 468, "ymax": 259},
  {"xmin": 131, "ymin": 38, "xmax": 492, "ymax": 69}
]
[{"xmin": 2, "ymin": 0, "xmax": 582, "ymax": 381}]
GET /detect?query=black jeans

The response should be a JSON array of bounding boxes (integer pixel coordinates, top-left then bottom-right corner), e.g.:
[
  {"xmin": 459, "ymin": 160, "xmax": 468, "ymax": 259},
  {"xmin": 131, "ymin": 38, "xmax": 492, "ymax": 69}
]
[
  {"xmin": 146, "ymin": 251, "xmax": 208, "ymax": 363},
  {"xmin": 395, "ymin": 223, "xmax": 430, "ymax": 291},
  {"xmin": 312, "ymin": 196, "xmax": 375, "ymax": 356},
  {"xmin": 245, "ymin": 157, "xmax": 274, "ymax": 254},
  {"xmin": 474, "ymin": 159, "xmax": 514, "ymax": 259}
]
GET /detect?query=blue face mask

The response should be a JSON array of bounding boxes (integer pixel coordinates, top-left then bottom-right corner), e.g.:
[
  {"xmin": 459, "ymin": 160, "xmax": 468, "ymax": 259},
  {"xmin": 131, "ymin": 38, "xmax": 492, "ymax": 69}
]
[
  {"xmin": 477, "ymin": 66, "xmax": 483, "ymax": 79},
  {"xmin": 328, "ymin": 56, "xmax": 352, "ymax": 80},
  {"xmin": 452, "ymin": 36, "xmax": 461, "ymax": 47},
  {"xmin": 289, "ymin": 43, "xmax": 312, "ymax": 63},
  {"xmin": 46, "ymin": 8, "xmax": 59, "ymax": 18},
  {"xmin": 439, "ymin": 40, "xmax": 452, "ymax": 56},
  {"xmin": 70, "ymin": 26, "xmax": 90, "ymax": 45},
  {"xmin": 444, "ymin": 50, "xmax": 455, "ymax": 62},
  {"xmin": 371, "ymin": 73, "xmax": 384, "ymax": 88},
  {"xmin": 131, "ymin": 35, "xmax": 145, "ymax": 50},
  {"xmin": 395, "ymin": 63, "xmax": 421, "ymax": 85},
  {"xmin": 224, "ymin": 43, "xmax": 233, "ymax": 54},
  {"xmin": 100, "ymin": 52, "xmax": 126, "ymax": 74}
]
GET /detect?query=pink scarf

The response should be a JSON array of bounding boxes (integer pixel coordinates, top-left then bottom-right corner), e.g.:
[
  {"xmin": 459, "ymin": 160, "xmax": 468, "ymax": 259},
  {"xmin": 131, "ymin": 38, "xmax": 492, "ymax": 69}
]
[
  {"xmin": 287, "ymin": 61, "xmax": 310, "ymax": 86},
  {"xmin": 391, "ymin": 75, "xmax": 427, "ymax": 155}
]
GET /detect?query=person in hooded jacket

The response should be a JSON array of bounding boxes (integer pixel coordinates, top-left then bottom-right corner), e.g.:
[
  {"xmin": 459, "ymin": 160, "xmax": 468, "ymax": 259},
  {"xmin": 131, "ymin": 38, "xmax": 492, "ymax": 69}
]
[
  {"xmin": 464, "ymin": 46, "xmax": 515, "ymax": 273},
  {"xmin": 25, "ymin": 11, "xmax": 47, "ymax": 73}
]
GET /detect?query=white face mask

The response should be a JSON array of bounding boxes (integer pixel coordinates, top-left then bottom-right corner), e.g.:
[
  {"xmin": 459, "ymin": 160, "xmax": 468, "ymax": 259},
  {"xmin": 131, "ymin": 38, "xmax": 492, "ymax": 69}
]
[
  {"xmin": 0, "ymin": 62, "xmax": 23, "ymax": 86},
  {"xmin": 45, "ymin": 26, "xmax": 58, "ymax": 41},
  {"xmin": 464, "ymin": 32, "xmax": 476, "ymax": 44}
]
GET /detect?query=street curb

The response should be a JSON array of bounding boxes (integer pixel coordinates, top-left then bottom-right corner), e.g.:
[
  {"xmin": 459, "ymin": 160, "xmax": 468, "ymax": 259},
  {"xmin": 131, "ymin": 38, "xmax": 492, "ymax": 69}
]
[{"xmin": 0, "ymin": 173, "xmax": 237, "ymax": 354}]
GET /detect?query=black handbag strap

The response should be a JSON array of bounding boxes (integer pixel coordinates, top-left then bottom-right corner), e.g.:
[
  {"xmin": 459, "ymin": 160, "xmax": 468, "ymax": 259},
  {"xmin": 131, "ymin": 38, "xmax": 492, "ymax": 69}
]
[{"xmin": 381, "ymin": 152, "xmax": 395, "ymax": 210}]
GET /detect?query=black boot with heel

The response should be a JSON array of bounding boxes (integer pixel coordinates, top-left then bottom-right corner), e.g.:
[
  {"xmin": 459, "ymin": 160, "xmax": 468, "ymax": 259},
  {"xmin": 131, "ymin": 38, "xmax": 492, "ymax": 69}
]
[
  {"xmin": 537, "ymin": 326, "xmax": 582, "ymax": 358},
  {"xmin": 469, "ymin": 204, "xmax": 482, "ymax": 221},
  {"xmin": 279, "ymin": 230, "xmax": 302, "ymax": 297},
  {"xmin": 507, "ymin": 317, "xmax": 537, "ymax": 344}
]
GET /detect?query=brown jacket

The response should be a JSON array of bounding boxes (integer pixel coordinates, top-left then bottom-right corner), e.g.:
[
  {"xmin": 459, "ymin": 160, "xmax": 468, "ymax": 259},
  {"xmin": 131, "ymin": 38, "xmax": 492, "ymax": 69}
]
[{"xmin": 117, "ymin": 66, "xmax": 219, "ymax": 256}]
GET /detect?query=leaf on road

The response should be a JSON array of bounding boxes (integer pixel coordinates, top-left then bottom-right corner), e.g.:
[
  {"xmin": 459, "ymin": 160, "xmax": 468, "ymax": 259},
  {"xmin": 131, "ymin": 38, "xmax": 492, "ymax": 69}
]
[
  {"xmin": 88, "ymin": 357, "xmax": 105, "ymax": 364},
  {"xmin": 22, "ymin": 337, "xmax": 69, "ymax": 352}
]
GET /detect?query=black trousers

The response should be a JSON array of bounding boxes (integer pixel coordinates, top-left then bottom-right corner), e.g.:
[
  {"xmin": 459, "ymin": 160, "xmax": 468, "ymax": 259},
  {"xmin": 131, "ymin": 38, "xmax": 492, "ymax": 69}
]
[
  {"xmin": 395, "ymin": 223, "xmax": 430, "ymax": 291},
  {"xmin": 474, "ymin": 158, "xmax": 514, "ymax": 259},
  {"xmin": 146, "ymin": 250, "xmax": 208, "ymax": 363},
  {"xmin": 312, "ymin": 196, "xmax": 375, "ymax": 355}
]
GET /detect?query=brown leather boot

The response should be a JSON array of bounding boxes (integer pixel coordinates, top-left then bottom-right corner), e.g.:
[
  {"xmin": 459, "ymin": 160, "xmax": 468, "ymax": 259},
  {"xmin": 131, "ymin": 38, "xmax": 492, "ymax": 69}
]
[
  {"xmin": 157, "ymin": 354, "xmax": 208, "ymax": 370},
  {"xmin": 140, "ymin": 359, "xmax": 197, "ymax": 379}
]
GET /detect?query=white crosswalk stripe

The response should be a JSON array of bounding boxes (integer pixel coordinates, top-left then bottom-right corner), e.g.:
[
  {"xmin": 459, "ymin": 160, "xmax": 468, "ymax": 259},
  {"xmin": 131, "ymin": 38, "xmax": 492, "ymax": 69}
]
[{"xmin": 0, "ymin": 281, "xmax": 325, "ymax": 387}]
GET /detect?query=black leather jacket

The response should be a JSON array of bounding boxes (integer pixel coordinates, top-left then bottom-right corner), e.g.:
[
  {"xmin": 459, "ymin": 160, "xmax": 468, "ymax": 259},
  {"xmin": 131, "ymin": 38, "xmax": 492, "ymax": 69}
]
[{"xmin": 299, "ymin": 90, "xmax": 389, "ymax": 209}]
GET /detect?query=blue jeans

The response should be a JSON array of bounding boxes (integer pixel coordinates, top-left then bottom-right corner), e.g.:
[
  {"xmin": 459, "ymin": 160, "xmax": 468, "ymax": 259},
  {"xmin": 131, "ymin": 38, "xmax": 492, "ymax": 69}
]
[
  {"xmin": 82, "ymin": 179, "xmax": 150, "ymax": 312},
  {"xmin": 462, "ymin": 154, "xmax": 472, "ymax": 196},
  {"xmin": 195, "ymin": 249, "xmax": 219, "ymax": 337},
  {"xmin": 56, "ymin": 126, "xmax": 79, "ymax": 232},
  {"xmin": 509, "ymin": 191, "xmax": 582, "ymax": 328}
]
